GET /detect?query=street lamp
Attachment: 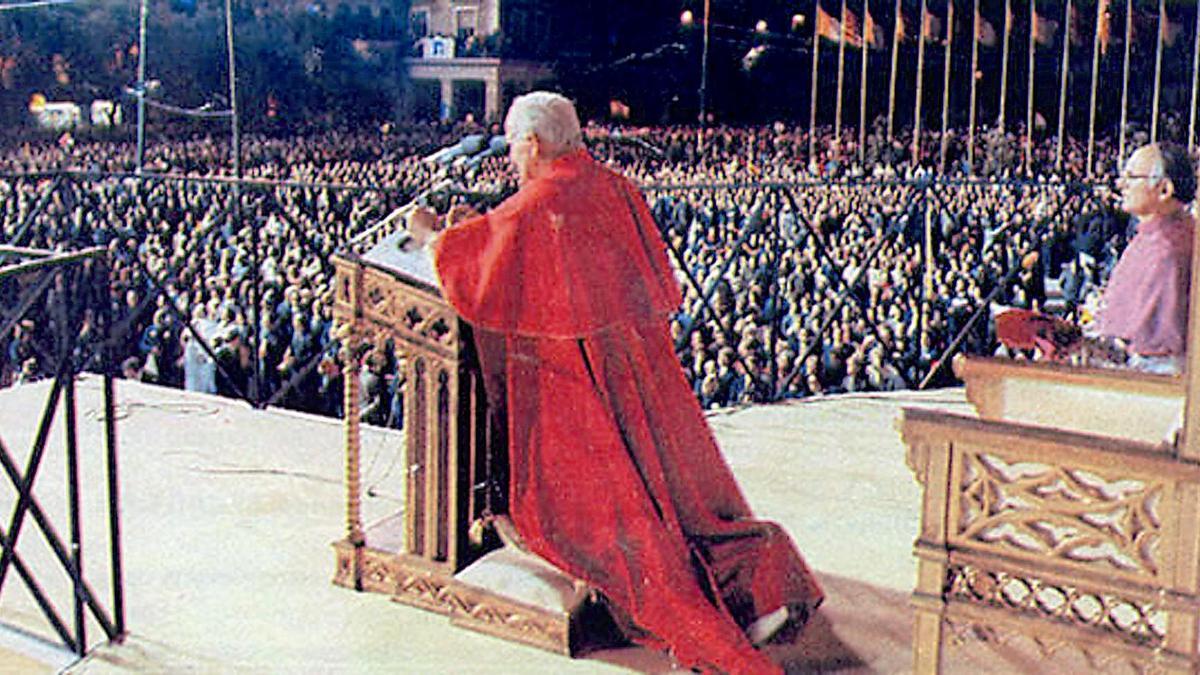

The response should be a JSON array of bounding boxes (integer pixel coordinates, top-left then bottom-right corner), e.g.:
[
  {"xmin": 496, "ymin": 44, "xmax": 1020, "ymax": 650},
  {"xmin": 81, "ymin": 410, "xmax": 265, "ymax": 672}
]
[{"xmin": 680, "ymin": 1, "xmax": 711, "ymax": 137}]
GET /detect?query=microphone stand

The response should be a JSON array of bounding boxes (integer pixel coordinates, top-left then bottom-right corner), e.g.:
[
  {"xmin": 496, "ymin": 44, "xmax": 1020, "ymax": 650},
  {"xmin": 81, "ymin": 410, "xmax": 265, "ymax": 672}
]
[{"xmin": 343, "ymin": 175, "xmax": 456, "ymax": 252}]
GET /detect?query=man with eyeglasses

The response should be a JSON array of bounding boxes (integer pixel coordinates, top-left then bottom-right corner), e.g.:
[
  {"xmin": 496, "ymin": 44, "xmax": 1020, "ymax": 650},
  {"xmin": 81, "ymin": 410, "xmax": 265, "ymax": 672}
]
[{"xmin": 1092, "ymin": 143, "xmax": 1196, "ymax": 374}]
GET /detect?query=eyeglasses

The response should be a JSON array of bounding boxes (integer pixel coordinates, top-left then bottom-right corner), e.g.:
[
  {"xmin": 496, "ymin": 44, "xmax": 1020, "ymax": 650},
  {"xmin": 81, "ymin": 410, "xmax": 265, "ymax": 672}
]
[{"xmin": 1118, "ymin": 172, "xmax": 1162, "ymax": 183}]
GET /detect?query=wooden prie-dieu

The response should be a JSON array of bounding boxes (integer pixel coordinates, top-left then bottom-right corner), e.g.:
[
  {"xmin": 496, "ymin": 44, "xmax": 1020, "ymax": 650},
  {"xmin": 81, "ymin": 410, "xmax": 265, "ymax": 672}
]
[{"xmin": 329, "ymin": 229, "xmax": 606, "ymax": 656}]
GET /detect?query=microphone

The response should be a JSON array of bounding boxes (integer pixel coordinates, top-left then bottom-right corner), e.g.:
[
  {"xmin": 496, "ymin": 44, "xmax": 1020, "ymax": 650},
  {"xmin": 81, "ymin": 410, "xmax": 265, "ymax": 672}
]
[
  {"xmin": 464, "ymin": 135, "xmax": 509, "ymax": 169},
  {"xmin": 416, "ymin": 177, "xmax": 456, "ymax": 206},
  {"xmin": 600, "ymin": 129, "xmax": 664, "ymax": 157},
  {"xmin": 424, "ymin": 134, "xmax": 487, "ymax": 165}
]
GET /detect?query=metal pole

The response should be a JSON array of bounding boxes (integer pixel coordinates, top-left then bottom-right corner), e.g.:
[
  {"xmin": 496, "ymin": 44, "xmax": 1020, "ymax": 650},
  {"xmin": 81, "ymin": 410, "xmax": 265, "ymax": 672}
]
[
  {"xmin": 700, "ymin": 0, "xmax": 711, "ymax": 129},
  {"xmin": 1026, "ymin": 0, "xmax": 1036, "ymax": 174},
  {"xmin": 810, "ymin": 3, "xmax": 823, "ymax": 163},
  {"xmin": 999, "ymin": 0, "xmax": 1011, "ymax": 129},
  {"xmin": 1087, "ymin": 0, "xmax": 1104, "ymax": 176},
  {"xmin": 135, "ymin": 0, "xmax": 148, "ymax": 174},
  {"xmin": 223, "ymin": 0, "xmax": 257, "ymax": 403},
  {"xmin": 939, "ymin": 0, "xmax": 954, "ymax": 174},
  {"xmin": 835, "ymin": 0, "xmax": 848, "ymax": 153},
  {"xmin": 1056, "ymin": 0, "xmax": 1072, "ymax": 171},
  {"xmin": 64, "ymin": 375, "xmax": 84, "ymax": 654},
  {"xmin": 968, "ymin": 0, "xmax": 980, "ymax": 174},
  {"xmin": 1191, "ymin": 1, "xmax": 1200, "ymax": 152},
  {"xmin": 912, "ymin": 0, "xmax": 928, "ymax": 163},
  {"xmin": 103, "ymin": 372, "xmax": 125, "ymax": 636},
  {"xmin": 1119, "ymin": 0, "xmax": 1132, "ymax": 162},
  {"xmin": 1151, "ymin": 0, "xmax": 1165, "ymax": 143},
  {"xmin": 887, "ymin": 0, "xmax": 902, "ymax": 140},
  {"xmin": 224, "ymin": 0, "xmax": 241, "ymax": 184},
  {"xmin": 859, "ymin": 0, "xmax": 870, "ymax": 165}
]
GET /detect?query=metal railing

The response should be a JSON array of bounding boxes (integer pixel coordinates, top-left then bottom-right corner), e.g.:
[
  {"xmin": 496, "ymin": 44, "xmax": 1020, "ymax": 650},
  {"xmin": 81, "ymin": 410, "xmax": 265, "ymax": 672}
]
[{"xmin": 0, "ymin": 245, "xmax": 124, "ymax": 655}]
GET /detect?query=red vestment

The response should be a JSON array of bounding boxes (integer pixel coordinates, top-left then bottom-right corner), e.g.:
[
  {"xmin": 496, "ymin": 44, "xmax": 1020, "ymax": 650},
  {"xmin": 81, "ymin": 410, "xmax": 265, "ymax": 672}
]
[{"xmin": 434, "ymin": 151, "xmax": 823, "ymax": 674}]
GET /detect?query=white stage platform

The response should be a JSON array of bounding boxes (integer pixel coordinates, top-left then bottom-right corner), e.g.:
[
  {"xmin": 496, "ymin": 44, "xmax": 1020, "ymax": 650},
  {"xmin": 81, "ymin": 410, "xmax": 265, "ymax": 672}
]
[{"xmin": 0, "ymin": 376, "xmax": 1040, "ymax": 673}]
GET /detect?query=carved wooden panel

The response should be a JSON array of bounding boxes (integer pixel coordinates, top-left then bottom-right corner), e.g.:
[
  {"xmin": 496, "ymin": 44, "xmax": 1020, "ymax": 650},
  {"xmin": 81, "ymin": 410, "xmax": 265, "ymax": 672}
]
[
  {"xmin": 333, "ymin": 544, "xmax": 577, "ymax": 655},
  {"xmin": 950, "ymin": 449, "xmax": 1166, "ymax": 583},
  {"xmin": 900, "ymin": 407, "xmax": 1200, "ymax": 674},
  {"xmin": 448, "ymin": 583, "xmax": 572, "ymax": 655},
  {"xmin": 359, "ymin": 266, "xmax": 458, "ymax": 357},
  {"xmin": 942, "ymin": 618, "xmax": 1153, "ymax": 674},
  {"xmin": 945, "ymin": 564, "xmax": 1166, "ymax": 648}
]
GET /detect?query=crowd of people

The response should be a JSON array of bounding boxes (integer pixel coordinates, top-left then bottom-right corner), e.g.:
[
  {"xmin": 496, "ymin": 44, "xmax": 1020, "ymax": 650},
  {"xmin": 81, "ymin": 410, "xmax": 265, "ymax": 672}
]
[{"xmin": 0, "ymin": 116, "xmax": 1140, "ymax": 420}]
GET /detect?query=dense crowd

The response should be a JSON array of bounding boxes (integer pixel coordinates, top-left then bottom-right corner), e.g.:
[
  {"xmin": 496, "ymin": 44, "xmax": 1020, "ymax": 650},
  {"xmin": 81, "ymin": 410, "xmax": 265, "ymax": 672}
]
[{"xmin": 0, "ymin": 117, "xmax": 1139, "ymax": 420}]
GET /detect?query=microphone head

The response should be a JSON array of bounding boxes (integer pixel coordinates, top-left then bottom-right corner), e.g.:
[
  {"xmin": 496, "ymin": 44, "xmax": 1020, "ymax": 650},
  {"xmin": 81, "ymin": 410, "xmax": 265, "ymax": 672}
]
[{"xmin": 461, "ymin": 134, "xmax": 486, "ymax": 155}]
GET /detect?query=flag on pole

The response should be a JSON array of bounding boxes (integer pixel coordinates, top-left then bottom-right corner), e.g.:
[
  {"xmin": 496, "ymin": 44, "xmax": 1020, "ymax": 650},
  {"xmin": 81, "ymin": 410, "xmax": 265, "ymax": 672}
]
[
  {"xmin": 976, "ymin": 10, "xmax": 997, "ymax": 47},
  {"xmin": 1068, "ymin": 5, "xmax": 1084, "ymax": 46},
  {"xmin": 1032, "ymin": 10, "xmax": 1059, "ymax": 46},
  {"xmin": 1097, "ymin": 0, "xmax": 1111, "ymax": 55},
  {"xmin": 817, "ymin": 6, "xmax": 843, "ymax": 43},
  {"xmin": 1162, "ymin": 10, "xmax": 1183, "ymax": 47},
  {"xmin": 864, "ymin": 10, "xmax": 886, "ymax": 49},
  {"xmin": 895, "ymin": 8, "xmax": 908, "ymax": 42},
  {"xmin": 842, "ymin": 7, "xmax": 865, "ymax": 48},
  {"xmin": 923, "ymin": 9, "xmax": 942, "ymax": 43}
]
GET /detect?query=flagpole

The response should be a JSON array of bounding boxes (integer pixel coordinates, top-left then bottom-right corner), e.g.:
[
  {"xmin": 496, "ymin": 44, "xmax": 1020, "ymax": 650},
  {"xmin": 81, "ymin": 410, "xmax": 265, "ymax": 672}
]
[
  {"xmin": 700, "ymin": 0, "xmax": 711, "ymax": 148},
  {"xmin": 835, "ymin": 0, "xmax": 848, "ymax": 154},
  {"xmin": 1191, "ymin": 0, "xmax": 1200, "ymax": 152},
  {"xmin": 887, "ymin": 0, "xmax": 902, "ymax": 140},
  {"xmin": 810, "ymin": 3, "xmax": 823, "ymax": 164},
  {"xmin": 940, "ymin": 0, "xmax": 954, "ymax": 173},
  {"xmin": 1119, "ymin": 0, "xmax": 1132, "ymax": 163},
  {"xmin": 1026, "ymin": 0, "xmax": 1036, "ymax": 174},
  {"xmin": 1087, "ymin": 0, "xmax": 1103, "ymax": 177},
  {"xmin": 1056, "ymin": 0, "xmax": 1071, "ymax": 171},
  {"xmin": 1000, "ymin": 0, "xmax": 1011, "ymax": 129},
  {"xmin": 1151, "ymin": 0, "xmax": 1165, "ymax": 143},
  {"xmin": 968, "ymin": 0, "xmax": 980, "ymax": 174},
  {"xmin": 859, "ymin": 0, "xmax": 870, "ymax": 165},
  {"xmin": 913, "ymin": 0, "xmax": 928, "ymax": 163}
]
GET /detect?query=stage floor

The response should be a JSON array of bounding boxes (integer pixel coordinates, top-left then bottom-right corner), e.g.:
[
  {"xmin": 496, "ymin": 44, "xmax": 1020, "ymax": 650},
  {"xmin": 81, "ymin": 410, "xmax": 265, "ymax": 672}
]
[{"xmin": 0, "ymin": 376, "xmax": 1032, "ymax": 673}]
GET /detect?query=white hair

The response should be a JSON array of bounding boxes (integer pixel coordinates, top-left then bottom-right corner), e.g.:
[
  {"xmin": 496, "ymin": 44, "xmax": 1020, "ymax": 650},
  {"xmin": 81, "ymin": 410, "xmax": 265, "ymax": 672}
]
[{"xmin": 504, "ymin": 91, "xmax": 584, "ymax": 153}]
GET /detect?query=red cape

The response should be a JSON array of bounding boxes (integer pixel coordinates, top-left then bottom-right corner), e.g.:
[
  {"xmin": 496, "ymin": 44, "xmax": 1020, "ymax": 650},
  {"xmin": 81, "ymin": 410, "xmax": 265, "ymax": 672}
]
[
  {"xmin": 434, "ymin": 150, "xmax": 681, "ymax": 337},
  {"xmin": 435, "ymin": 152, "xmax": 822, "ymax": 674}
]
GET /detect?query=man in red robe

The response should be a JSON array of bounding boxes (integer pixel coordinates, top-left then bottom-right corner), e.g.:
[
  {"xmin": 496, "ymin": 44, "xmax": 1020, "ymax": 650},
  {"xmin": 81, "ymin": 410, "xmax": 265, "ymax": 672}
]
[{"xmin": 414, "ymin": 92, "xmax": 822, "ymax": 673}]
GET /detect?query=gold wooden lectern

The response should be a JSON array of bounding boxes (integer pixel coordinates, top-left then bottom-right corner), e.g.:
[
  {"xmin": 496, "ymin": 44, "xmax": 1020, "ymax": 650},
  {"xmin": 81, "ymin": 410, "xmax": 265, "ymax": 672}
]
[{"xmin": 329, "ymin": 232, "xmax": 603, "ymax": 655}]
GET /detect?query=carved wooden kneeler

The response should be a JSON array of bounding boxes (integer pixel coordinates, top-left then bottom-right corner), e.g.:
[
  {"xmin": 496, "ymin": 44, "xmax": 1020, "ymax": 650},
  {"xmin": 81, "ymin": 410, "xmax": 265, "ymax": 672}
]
[{"xmin": 329, "ymin": 233, "xmax": 609, "ymax": 655}]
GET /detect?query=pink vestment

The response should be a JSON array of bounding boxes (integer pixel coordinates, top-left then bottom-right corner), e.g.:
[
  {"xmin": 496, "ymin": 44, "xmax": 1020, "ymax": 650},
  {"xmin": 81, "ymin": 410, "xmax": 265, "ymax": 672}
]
[{"xmin": 1098, "ymin": 212, "xmax": 1194, "ymax": 357}]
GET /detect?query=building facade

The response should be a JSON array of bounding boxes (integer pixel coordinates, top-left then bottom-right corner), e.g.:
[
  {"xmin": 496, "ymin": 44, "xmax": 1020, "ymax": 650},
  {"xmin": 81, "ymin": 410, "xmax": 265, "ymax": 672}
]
[{"xmin": 403, "ymin": 0, "xmax": 581, "ymax": 122}]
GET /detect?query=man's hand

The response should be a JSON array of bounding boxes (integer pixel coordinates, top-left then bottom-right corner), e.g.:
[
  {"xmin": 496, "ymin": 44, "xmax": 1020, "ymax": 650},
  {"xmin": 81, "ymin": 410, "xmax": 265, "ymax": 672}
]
[
  {"xmin": 446, "ymin": 203, "xmax": 480, "ymax": 227},
  {"xmin": 406, "ymin": 206, "xmax": 441, "ymax": 247}
]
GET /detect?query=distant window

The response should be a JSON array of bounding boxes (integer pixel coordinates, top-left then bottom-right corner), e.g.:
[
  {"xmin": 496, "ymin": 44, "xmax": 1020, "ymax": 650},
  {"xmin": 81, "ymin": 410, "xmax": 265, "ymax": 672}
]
[
  {"xmin": 455, "ymin": 8, "xmax": 477, "ymax": 41},
  {"xmin": 410, "ymin": 9, "xmax": 429, "ymax": 39}
]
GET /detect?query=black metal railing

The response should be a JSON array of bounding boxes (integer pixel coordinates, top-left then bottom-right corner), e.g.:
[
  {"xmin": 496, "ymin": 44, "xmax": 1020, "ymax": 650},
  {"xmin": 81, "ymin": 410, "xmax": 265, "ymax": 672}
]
[{"xmin": 0, "ymin": 246, "xmax": 123, "ymax": 655}]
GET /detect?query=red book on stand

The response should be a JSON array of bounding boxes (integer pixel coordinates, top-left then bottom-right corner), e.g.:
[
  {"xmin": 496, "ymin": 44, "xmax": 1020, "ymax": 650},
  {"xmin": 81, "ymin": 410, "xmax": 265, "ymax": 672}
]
[{"xmin": 995, "ymin": 308, "xmax": 1082, "ymax": 359}]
